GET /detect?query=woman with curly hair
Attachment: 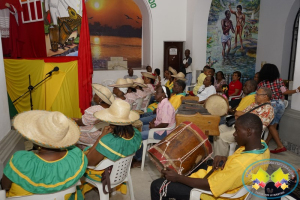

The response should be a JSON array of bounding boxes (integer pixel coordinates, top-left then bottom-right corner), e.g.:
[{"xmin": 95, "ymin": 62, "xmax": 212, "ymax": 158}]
[{"xmin": 258, "ymin": 63, "xmax": 300, "ymax": 153}]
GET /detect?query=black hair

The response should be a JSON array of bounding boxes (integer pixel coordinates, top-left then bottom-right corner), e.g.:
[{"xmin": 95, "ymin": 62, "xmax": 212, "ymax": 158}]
[
  {"xmin": 246, "ymin": 80, "xmax": 257, "ymax": 91},
  {"xmin": 113, "ymin": 125, "xmax": 135, "ymax": 138},
  {"xmin": 237, "ymin": 5, "xmax": 242, "ymax": 10},
  {"xmin": 129, "ymin": 87, "xmax": 137, "ymax": 93},
  {"xmin": 168, "ymin": 70, "xmax": 174, "ymax": 82},
  {"xmin": 203, "ymin": 65, "xmax": 210, "ymax": 71},
  {"xmin": 236, "ymin": 113, "xmax": 262, "ymax": 137},
  {"xmin": 233, "ymin": 71, "xmax": 241, "ymax": 78},
  {"xmin": 210, "ymin": 76, "xmax": 215, "ymax": 85},
  {"xmin": 210, "ymin": 68, "xmax": 215, "ymax": 73},
  {"xmin": 155, "ymin": 68, "xmax": 160, "ymax": 76},
  {"xmin": 225, "ymin": 10, "xmax": 230, "ymax": 15},
  {"xmin": 150, "ymin": 77, "xmax": 155, "ymax": 84},
  {"xmin": 175, "ymin": 80, "xmax": 186, "ymax": 92},
  {"xmin": 259, "ymin": 63, "xmax": 280, "ymax": 82},
  {"xmin": 216, "ymin": 71, "xmax": 225, "ymax": 79},
  {"xmin": 146, "ymin": 65, "xmax": 151, "ymax": 70}
]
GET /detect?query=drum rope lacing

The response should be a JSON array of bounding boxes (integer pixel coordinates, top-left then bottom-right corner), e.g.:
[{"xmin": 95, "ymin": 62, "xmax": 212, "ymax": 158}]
[{"xmin": 157, "ymin": 122, "xmax": 213, "ymax": 199}]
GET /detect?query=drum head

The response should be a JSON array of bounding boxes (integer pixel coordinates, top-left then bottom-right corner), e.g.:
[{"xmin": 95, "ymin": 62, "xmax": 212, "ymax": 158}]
[{"xmin": 204, "ymin": 94, "xmax": 229, "ymax": 116}]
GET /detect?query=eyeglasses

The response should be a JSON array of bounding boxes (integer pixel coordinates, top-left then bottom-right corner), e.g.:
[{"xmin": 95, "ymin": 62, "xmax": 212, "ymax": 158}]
[{"xmin": 256, "ymin": 93, "xmax": 267, "ymax": 96}]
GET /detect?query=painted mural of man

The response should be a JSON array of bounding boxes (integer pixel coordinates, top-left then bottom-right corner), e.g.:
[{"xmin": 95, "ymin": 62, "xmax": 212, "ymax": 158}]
[
  {"xmin": 229, "ymin": 4, "xmax": 245, "ymax": 50},
  {"xmin": 221, "ymin": 10, "xmax": 235, "ymax": 57}
]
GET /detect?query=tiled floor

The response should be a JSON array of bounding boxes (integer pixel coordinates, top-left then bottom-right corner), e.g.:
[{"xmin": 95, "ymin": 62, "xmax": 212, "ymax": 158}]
[{"xmin": 85, "ymin": 140, "xmax": 300, "ymax": 200}]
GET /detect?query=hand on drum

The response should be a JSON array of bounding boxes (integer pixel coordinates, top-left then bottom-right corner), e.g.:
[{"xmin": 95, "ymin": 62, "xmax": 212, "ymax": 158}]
[
  {"xmin": 161, "ymin": 167, "xmax": 180, "ymax": 182},
  {"xmin": 213, "ymin": 156, "xmax": 227, "ymax": 170}
]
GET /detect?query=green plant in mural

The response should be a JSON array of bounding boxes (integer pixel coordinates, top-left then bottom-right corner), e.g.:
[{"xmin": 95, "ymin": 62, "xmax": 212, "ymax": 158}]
[{"xmin": 207, "ymin": 36, "xmax": 214, "ymax": 48}]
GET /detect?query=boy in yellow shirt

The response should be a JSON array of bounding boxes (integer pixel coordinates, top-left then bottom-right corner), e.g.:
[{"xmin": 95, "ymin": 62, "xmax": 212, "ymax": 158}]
[
  {"xmin": 193, "ymin": 66, "xmax": 211, "ymax": 95},
  {"xmin": 151, "ymin": 113, "xmax": 270, "ymax": 200}
]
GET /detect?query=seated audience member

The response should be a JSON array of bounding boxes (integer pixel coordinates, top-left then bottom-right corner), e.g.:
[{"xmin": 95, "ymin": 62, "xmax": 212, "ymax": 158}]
[
  {"xmin": 133, "ymin": 85, "xmax": 175, "ymax": 167},
  {"xmin": 142, "ymin": 72, "xmax": 156, "ymax": 95},
  {"xmin": 124, "ymin": 67, "xmax": 138, "ymax": 79},
  {"xmin": 147, "ymin": 80, "xmax": 187, "ymax": 112},
  {"xmin": 171, "ymin": 72, "xmax": 186, "ymax": 82},
  {"xmin": 82, "ymin": 99, "xmax": 142, "ymax": 196},
  {"xmin": 166, "ymin": 66, "xmax": 177, "ymax": 93},
  {"xmin": 214, "ymin": 87, "xmax": 274, "ymax": 156},
  {"xmin": 151, "ymin": 113, "xmax": 270, "ymax": 200},
  {"xmin": 254, "ymin": 72, "xmax": 259, "ymax": 83},
  {"xmin": 132, "ymin": 78, "xmax": 148, "ymax": 110},
  {"xmin": 228, "ymin": 71, "xmax": 243, "ymax": 108},
  {"xmin": 146, "ymin": 65, "xmax": 152, "ymax": 73},
  {"xmin": 214, "ymin": 71, "xmax": 226, "ymax": 93},
  {"xmin": 1, "ymin": 110, "xmax": 87, "ymax": 198},
  {"xmin": 125, "ymin": 78, "xmax": 138, "ymax": 105},
  {"xmin": 196, "ymin": 75, "xmax": 216, "ymax": 104},
  {"xmin": 193, "ymin": 65, "xmax": 211, "ymax": 95},
  {"xmin": 109, "ymin": 78, "xmax": 135, "ymax": 107},
  {"xmin": 73, "ymin": 84, "xmax": 114, "ymax": 145},
  {"xmin": 161, "ymin": 69, "xmax": 169, "ymax": 86},
  {"xmin": 154, "ymin": 68, "xmax": 161, "ymax": 86},
  {"xmin": 228, "ymin": 80, "xmax": 257, "ymax": 115}
]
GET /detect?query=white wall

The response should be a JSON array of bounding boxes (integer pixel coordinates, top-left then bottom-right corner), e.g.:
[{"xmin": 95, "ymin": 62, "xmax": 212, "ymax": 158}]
[
  {"xmin": 0, "ymin": 34, "xmax": 11, "ymax": 141},
  {"xmin": 92, "ymin": 69, "xmax": 144, "ymax": 84},
  {"xmin": 256, "ymin": 0, "xmax": 299, "ymax": 77}
]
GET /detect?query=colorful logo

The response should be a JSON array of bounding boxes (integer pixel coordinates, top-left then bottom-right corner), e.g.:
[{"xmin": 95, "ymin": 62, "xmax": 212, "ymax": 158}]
[{"xmin": 242, "ymin": 159, "xmax": 299, "ymax": 199}]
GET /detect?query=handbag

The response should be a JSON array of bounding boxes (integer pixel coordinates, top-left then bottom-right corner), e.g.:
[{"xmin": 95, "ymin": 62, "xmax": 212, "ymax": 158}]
[{"xmin": 225, "ymin": 103, "xmax": 271, "ymax": 127}]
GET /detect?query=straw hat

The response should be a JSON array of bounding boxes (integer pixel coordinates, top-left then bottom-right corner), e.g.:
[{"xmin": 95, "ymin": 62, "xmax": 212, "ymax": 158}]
[
  {"xmin": 133, "ymin": 77, "xmax": 147, "ymax": 88},
  {"xmin": 13, "ymin": 110, "xmax": 80, "ymax": 149},
  {"xmin": 168, "ymin": 66, "xmax": 178, "ymax": 75},
  {"xmin": 126, "ymin": 78, "xmax": 134, "ymax": 87},
  {"xmin": 92, "ymin": 83, "xmax": 115, "ymax": 105},
  {"xmin": 172, "ymin": 72, "xmax": 186, "ymax": 81},
  {"xmin": 94, "ymin": 99, "xmax": 139, "ymax": 125},
  {"xmin": 108, "ymin": 78, "xmax": 132, "ymax": 88},
  {"xmin": 141, "ymin": 72, "xmax": 156, "ymax": 79}
]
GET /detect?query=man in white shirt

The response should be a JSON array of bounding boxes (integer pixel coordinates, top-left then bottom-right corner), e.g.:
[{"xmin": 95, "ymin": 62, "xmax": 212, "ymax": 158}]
[
  {"xmin": 183, "ymin": 49, "xmax": 192, "ymax": 86},
  {"xmin": 124, "ymin": 67, "xmax": 138, "ymax": 79},
  {"xmin": 197, "ymin": 75, "xmax": 216, "ymax": 104}
]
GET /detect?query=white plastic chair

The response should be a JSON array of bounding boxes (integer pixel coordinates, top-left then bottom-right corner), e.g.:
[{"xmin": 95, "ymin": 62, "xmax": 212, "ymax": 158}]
[
  {"xmin": 141, "ymin": 94, "xmax": 152, "ymax": 112},
  {"xmin": 77, "ymin": 121, "xmax": 109, "ymax": 146},
  {"xmin": 229, "ymin": 91, "xmax": 244, "ymax": 101},
  {"xmin": 83, "ymin": 155, "xmax": 135, "ymax": 200},
  {"xmin": 3, "ymin": 181, "xmax": 80, "ymax": 200},
  {"xmin": 132, "ymin": 98, "xmax": 143, "ymax": 111},
  {"xmin": 189, "ymin": 185, "xmax": 252, "ymax": 200},
  {"xmin": 284, "ymin": 100, "xmax": 289, "ymax": 108},
  {"xmin": 141, "ymin": 123, "xmax": 176, "ymax": 171}
]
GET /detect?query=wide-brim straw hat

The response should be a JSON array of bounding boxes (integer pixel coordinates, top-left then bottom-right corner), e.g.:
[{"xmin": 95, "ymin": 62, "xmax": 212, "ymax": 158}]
[
  {"xmin": 141, "ymin": 72, "xmax": 156, "ymax": 79},
  {"xmin": 92, "ymin": 83, "xmax": 115, "ymax": 105},
  {"xmin": 94, "ymin": 99, "xmax": 139, "ymax": 125},
  {"xmin": 133, "ymin": 77, "xmax": 147, "ymax": 88},
  {"xmin": 108, "ymin": 78, "xmax": 132, "ymax": 88},
  {"xmin": 13, "ymin": 110, "xmax": 80, "ymax": 149},
  {"xmin": 126, "ymin": 78, "xmax": 134, "ymax": 87},
  {"xmin": 168, "ymin": 66, "xmax": 178, "ymax": 75},
  {"xmin": 172, "ymin": 72, "xmax": 186, "ymax": 81}
]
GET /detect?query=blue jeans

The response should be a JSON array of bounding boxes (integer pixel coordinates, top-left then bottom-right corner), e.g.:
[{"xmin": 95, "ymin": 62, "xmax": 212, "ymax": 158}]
[
  {"xmin": 270, "ymin": 100, "xmax": 285, "ymax": 125},
  {"xmin": 134, "ymin": 125, "xmax": 167, "ymax": 161},
  {"xmin": 140, "ymin": 113, "xmax": 156, "ymax": 125},
  {"xmin": 185, "ymin": 73, "xmax": 192, "ymax": 86}
]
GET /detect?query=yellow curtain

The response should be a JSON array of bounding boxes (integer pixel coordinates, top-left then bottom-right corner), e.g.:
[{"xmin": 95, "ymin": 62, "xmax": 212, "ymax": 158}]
[{"xmin": 4, "ymin": 59, "xmax": 82, "ymax": 118}]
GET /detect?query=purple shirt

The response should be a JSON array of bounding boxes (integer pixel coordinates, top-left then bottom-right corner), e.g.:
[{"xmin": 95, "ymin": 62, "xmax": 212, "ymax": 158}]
[{"xmin": 154, "ymin": 98, "xmax": 176, "ymax": 135}]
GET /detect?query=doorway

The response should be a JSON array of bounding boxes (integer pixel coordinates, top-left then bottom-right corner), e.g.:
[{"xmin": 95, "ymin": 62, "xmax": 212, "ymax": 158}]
[{"xmin": 164, "ymin": 42, "xmax": 183, "ymax": 73}]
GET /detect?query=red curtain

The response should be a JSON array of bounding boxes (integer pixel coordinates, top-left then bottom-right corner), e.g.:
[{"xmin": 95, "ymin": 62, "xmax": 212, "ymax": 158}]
[{"xmin": 77, "ymin": 0, "xmax": 93, "ymax": 114}]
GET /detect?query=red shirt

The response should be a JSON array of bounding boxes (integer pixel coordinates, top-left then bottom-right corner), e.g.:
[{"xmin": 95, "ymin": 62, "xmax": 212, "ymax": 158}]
[
  {"xmin": 257, "ymin": 78, "xmax": 286, "ymax": 100},
  {"xmin": 228, "ymin": 80, "xmax": 242, "ymax": 97}
]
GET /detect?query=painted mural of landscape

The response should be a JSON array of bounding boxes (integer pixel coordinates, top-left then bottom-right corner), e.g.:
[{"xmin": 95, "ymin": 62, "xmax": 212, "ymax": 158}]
[{"xmin": 206, "ymin": 0, "xmax": 260, "ymax": 79}]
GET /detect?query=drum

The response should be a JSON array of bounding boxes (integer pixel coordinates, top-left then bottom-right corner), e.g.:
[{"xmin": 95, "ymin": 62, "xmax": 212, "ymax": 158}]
[
  {"xmin": 204, "ymin": 94, "xmax": 229, "ymax": 116},
  {"xmin": 132, "ymin": 120, "xmax": 143, "ymax": 132},
  {"xmin": 148, "ymin": 121, "xmax": 213, "ymax": 175}
]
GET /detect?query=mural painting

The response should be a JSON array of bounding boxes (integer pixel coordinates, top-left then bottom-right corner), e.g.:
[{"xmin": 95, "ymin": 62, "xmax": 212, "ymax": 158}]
[
  {"xmin": 43, "ymin": 0, "xmax": 82, "ymax": 57},
  {"xmin": 86, "ymin": 0, "xmax": 142, "ymax": 70},
  {"xmin": 206, "ymin": 0, "xmax": 260, "ymax": 80}
]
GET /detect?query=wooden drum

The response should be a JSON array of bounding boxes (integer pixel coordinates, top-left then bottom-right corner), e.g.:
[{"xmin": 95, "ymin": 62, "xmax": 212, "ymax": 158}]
[
  {"xmin": 204, "ymin": 94, "xmax": 229, "ymax": 116},
  {"xmin": 148, "ymin": 121, "xmax": 213, "ymax": 175},
  {"xmin": 132, "ymin": 120, "xmax": 143, "ymax": 132}
]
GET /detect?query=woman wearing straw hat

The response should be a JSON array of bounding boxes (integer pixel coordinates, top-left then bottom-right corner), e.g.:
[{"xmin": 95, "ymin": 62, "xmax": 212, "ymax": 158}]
[
  {"xmin": 1, "ymin": 110, "xmax": 87, "ymax": 199},
  {"xmin": 132, "ymin": 78, "xmax": 148, "ymax": 110},
  {"xmin": 141, "ymin": 72, "xmax": 156, "ymax": 95},
  {"xmin": 125, "ymin": 78, "xmax": 139, "ymax": 106},
  {"xmin": 132, "ymin": 85, "xmax": 175, "ymax": 167},
  {"xmin": 73, "ymin": 84, "xmax": 114, "ymax": 146},
  {"xmin": 81, "ymin": 99, "xmax": 142, "ymax": 195},
  {"xmin": 165, "ymin": 66, "xmax": 177, "ymax": 93},
  {"xmin": 109, "ymin": 78, "xmax": 136, "ymax": 107},
  {"xmin": 172, "ymin": 72, "xmax": 186, "ymax": 82}
]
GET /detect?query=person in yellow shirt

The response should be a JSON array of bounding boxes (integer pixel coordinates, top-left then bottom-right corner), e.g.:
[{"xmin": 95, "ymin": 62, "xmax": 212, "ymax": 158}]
[
  {"xmin": 193, "ymin": 66, "xmax": 211, "ymax": 95},
  {"xmin": 228, "ymin": 80, "xmax": 257, "ymax": 114},
  {"xmin": 150, "ymin": 113, "xmax": 270, "ymax": 200},
  {"xmin": 147, "ymin": 80, "xmax": 186, "ymax": 112}
]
